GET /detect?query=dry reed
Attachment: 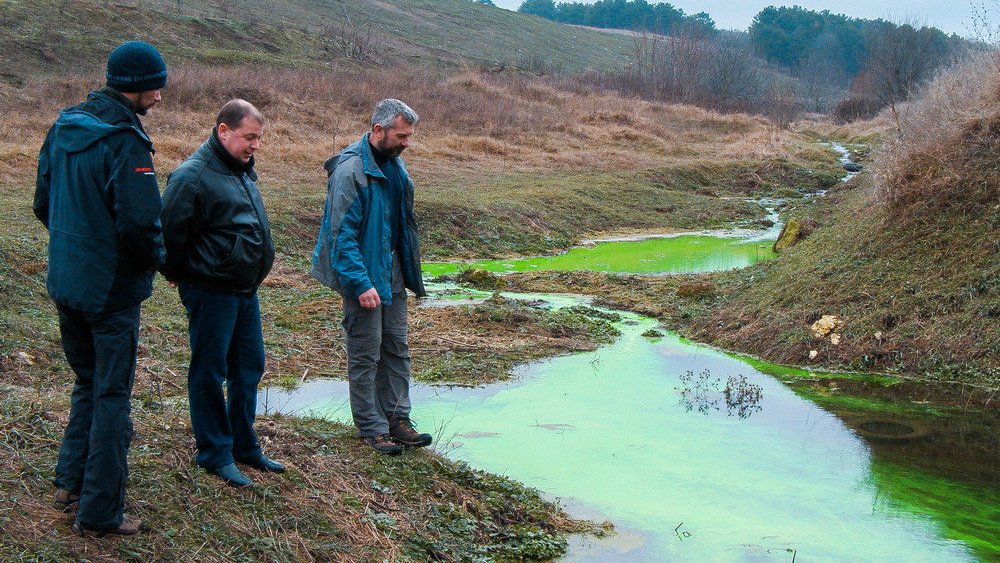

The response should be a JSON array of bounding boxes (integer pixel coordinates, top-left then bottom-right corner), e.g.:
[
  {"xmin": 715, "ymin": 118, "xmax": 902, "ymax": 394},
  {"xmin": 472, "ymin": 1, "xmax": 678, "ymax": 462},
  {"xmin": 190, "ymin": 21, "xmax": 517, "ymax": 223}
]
[{"xmin": 874, "ymin": 51, "xmax": 1000, "ymax": 217}]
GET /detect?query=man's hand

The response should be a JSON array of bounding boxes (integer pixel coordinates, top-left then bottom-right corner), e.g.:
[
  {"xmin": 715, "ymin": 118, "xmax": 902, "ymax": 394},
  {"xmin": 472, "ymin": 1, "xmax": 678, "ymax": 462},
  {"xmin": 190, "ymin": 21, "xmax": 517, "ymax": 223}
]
[{"xmin": 358, "ymin": 288, "xmax": 381, "ymax": 309}]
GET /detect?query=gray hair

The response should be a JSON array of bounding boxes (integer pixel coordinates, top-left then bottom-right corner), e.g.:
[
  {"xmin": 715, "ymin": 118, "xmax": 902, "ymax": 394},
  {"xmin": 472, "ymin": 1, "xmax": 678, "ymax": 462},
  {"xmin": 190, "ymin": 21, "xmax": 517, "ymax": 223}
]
[{"xmin": 371, "ymin": 98, "xmax": 419, "ymax": 130}]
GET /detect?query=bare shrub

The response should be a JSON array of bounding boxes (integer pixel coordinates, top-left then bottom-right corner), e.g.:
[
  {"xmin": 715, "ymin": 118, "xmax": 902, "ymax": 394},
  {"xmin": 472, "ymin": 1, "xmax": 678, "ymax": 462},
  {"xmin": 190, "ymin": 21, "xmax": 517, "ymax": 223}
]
[
  {"xmin": 873, "ymin": 52, "xmax": 1000, "ymax": 214},
  {"xmin": 969, "ymin": 0, "xmax": 1000, "ymax": 72},
  {"xmin": 620, "ymin": 27, "xmax": 795, "ymax": 122},
  {"xmin": 832, "ymin": 97, "xmax": 882, "ymax": 123},
  {"xmin": 324, "ymin": 6, "xmax": 386, "ymax": 65}
]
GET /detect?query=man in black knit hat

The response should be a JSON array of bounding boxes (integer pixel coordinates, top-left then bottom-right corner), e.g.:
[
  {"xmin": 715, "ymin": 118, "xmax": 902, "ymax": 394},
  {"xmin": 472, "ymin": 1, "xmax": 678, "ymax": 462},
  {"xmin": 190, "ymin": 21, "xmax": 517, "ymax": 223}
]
[{"xmin": 34, "ymin": 40, "xmax": 168, "ymax": 536}]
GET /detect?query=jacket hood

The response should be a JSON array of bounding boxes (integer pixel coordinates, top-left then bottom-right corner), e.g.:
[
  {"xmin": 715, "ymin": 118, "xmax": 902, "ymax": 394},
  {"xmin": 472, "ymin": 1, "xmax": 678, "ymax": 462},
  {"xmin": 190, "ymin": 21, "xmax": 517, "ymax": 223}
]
[
  {"xmin": 51, "ymin": 109, "xmax": 153, "ymax": 154},
  {"xmin": 324, "ymin": 133, "xmax": 391, "ymax": 179}
]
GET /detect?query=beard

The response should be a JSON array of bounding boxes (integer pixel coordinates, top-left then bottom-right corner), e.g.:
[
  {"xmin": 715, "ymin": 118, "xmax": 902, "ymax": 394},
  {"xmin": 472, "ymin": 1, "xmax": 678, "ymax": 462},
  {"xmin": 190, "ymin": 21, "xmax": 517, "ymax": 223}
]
[{"xmin": 376, "ymin": 137, "xmax": 405, "ymax": 158}]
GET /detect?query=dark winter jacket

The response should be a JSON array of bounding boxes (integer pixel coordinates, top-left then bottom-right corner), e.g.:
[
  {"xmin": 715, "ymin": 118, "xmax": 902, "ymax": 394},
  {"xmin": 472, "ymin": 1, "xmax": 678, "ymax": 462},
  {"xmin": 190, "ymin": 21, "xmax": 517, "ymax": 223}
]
[
  {"xmin": 310, "ymin": 133, "xmax": 425, "ymax": 303},
  {"xmin": 33, "ymin": 88, "xmax": 165, "ymax": 314},
  {"xmin": 160, "ymin": 130, "xmax": 274, "ymax": 295}
]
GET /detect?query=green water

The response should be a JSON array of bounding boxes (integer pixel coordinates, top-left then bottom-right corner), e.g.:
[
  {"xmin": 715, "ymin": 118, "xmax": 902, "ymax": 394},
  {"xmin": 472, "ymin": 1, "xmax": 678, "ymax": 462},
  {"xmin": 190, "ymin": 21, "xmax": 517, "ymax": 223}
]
[
  {"xmin": 261, "ymin": 305, "xmax": 997, "ymax": 561},
  {"xmin": 424, "ymin": 234, "xmax": 775, "ymax": 276}
]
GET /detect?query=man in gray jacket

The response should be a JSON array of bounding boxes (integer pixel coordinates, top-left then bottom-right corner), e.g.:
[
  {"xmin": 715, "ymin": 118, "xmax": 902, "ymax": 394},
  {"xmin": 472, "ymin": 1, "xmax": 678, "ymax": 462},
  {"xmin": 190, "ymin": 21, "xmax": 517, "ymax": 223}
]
[
  {"xmin": 311, "ymin": 99, "xmax": 430, "ymax": 455},
  {"xmin": 161, "ymin": 99, "xmax": 282, "ymax": 487}
]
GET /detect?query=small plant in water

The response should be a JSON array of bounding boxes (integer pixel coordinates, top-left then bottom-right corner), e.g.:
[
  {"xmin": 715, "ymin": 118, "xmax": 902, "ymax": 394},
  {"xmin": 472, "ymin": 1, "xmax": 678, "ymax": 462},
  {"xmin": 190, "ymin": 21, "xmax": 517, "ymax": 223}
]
[{"xmin": 677, "ymin": 370, "xmax": 763, "ymax": 419}]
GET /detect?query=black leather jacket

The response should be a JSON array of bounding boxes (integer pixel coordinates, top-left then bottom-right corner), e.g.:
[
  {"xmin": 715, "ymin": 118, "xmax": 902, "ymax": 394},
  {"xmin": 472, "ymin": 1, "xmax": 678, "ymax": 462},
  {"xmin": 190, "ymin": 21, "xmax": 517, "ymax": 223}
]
[{"xmin": 160, "ymin": 129, "xmax": 274, "ymax": 294}]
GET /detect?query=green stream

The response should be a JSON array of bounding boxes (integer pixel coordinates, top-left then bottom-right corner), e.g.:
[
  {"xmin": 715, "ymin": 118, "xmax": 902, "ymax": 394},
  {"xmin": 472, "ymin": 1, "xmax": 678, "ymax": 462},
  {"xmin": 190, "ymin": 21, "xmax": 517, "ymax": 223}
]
[{"xmin": 262, "ymin": 298, "xmax": 998, "ymax": 561}]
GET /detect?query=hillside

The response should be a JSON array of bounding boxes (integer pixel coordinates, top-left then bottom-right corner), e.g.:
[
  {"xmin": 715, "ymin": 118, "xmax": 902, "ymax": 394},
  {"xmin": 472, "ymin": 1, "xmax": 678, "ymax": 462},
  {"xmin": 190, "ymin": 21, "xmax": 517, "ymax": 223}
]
[
  {"xmin": 0, "ymin": 0, "xmax": 633, "ymax": 84},
  {"xmin": 680, "ymin": 53, "xmax": 1000, "ymax": 385}
]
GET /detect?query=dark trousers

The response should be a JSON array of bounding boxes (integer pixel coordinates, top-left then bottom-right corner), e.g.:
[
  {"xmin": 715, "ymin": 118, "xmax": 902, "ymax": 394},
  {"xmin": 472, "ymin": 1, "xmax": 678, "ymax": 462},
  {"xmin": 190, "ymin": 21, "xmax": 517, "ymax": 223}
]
[
  {"xmin": 179, "ymin": 283, "xmax": 264, "ymax": 469},
  {"xmin": 54, "ymin": 303, "xmax": 140, "ymax": 530}
]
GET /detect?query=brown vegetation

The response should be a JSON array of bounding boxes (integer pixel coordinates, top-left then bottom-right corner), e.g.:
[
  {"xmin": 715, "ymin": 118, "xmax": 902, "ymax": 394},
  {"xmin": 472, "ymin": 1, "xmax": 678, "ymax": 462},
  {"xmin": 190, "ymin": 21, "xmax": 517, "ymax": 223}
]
[{"xmin": 874, "ymin": 52, "xmax": 1000, "ymax": 215}]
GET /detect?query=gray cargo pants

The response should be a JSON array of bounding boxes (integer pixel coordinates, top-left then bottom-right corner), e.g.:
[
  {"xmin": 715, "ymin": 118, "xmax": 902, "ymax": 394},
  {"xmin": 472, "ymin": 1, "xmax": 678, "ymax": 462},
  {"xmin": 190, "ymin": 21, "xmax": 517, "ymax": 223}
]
[{"xmin": 342, "ymin": 255, "xmax": 412, "ymax": 437}]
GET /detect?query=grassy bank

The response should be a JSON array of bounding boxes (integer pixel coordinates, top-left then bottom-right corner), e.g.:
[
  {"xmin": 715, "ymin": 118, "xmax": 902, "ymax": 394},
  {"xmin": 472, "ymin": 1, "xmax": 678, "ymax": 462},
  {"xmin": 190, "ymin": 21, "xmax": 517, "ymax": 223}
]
[
  {"xmin": 1, "ymin": 170, "xmax": 615, "ymax": 559},
  {"xmin": 0, "ymin": 385, "xmax": 595, "ymax": 560}
]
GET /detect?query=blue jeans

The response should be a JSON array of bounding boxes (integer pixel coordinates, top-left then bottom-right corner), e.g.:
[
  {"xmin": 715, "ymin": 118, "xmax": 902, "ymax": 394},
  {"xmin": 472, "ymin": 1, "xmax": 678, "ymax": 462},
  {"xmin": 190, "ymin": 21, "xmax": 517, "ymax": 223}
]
[
  {"xmin": 54, "ymin": 303, "xmax": 139, "ymax": 530},
  {"xmin": 179, "ymin": 283, "xmax": 264, "ymax": 469}
]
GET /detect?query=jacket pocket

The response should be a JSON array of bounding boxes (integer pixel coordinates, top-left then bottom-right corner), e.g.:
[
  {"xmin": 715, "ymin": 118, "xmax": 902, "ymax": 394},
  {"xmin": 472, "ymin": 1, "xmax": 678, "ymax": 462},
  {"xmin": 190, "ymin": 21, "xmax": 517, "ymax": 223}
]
[
  {"xmin": 216, "ymin": 235, "xmax": 247, "ymax": 272},
  {"xmin": 216, "ymin": 234, "xmax": 262, "ymax": 273}
]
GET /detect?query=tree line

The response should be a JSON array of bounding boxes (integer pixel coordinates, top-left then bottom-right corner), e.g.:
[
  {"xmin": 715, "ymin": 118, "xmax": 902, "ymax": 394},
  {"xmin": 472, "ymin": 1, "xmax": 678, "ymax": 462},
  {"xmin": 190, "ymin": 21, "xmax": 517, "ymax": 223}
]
[
  {"xmin": 518, "ymin": 0, "xmax": 972, "ymax": 123},
  {"xmin": 518, "ymin": 0, "xmax": 716, "ymax": 35}
]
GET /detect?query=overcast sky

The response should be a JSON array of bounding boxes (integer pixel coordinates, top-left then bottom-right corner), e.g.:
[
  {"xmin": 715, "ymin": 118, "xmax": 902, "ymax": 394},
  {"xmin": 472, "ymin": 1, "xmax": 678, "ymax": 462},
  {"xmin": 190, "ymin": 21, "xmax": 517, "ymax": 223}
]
[{"xmin": 490, "ymin": 0, "xmax": 980, "ymax": 36}]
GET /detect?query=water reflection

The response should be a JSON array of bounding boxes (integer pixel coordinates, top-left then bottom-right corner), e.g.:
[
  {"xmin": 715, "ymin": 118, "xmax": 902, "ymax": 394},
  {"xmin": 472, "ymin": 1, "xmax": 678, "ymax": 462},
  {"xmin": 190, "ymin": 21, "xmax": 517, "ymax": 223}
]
[{"xmin": 677, "ymin": 370, "xmax": 763, "ymax": 419}]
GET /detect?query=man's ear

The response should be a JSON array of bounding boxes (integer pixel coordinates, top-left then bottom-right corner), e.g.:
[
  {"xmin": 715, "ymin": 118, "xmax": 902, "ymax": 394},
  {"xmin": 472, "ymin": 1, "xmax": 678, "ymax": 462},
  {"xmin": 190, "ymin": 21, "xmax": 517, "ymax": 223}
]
[{"xmin": 217, "ymin": 122, "xmax": 230, "ymax": 140}]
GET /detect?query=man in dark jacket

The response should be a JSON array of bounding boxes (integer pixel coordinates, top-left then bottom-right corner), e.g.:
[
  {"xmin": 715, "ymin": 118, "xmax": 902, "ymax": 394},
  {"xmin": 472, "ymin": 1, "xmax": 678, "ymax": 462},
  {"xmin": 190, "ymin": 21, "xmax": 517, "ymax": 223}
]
[
  {"xmin": 33, "ymin": 40, "xmax": 167, "ymax": 536},
  {"xmin": 160, "ymin": 99, "xmax": 282, "ymax": 487},
  {"xmin": 311, "ymin": 99, "xmax": 430, "ymax": 455}
]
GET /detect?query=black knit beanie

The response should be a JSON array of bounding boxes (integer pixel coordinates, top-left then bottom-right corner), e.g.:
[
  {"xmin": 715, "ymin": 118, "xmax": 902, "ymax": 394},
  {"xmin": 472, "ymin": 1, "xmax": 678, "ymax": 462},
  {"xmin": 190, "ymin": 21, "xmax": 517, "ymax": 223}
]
[{"xmin": 106, "ymin": 41, "xmax": 167, "ymax": 93}]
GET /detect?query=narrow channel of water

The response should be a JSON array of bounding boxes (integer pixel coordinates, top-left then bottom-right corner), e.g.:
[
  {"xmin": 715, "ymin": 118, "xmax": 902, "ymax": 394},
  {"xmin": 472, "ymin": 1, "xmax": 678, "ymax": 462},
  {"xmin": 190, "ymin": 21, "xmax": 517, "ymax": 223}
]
[{"xmin": 260, "ymin": 294, "xmax": 997, "ymax": 561}]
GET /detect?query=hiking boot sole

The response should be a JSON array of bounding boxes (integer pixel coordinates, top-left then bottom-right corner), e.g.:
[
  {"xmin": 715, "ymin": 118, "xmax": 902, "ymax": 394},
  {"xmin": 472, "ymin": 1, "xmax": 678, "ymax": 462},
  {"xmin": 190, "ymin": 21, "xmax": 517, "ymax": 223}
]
[
  {"xmin": 72, "ymin": 519, "xmax": 142, "ymax": 537},
  {"xmin": 394, "ymin": 435, "xmax": 432, "ymax": 448}
]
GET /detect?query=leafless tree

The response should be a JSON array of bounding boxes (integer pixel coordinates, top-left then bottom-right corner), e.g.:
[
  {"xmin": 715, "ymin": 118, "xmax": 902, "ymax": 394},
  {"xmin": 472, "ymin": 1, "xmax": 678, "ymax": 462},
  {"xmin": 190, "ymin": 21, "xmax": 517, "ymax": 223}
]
[
  {"xmin": 325, "ymin": 5, "xmax": 386, "ymax": 65},
  {"xmin": 862, "ymin": 19, "xmax": 951, "ymax": 129},
  {"xmin": 631, "ymin": 29, "xmax": 662, "ymax": 96},
  {"xmin": 703, "ymin": 34, "xmax": 767, "ymax": 112},
  {"xmin": 798, "ymin": 32, "xmax": 849, "ymax": 113}
]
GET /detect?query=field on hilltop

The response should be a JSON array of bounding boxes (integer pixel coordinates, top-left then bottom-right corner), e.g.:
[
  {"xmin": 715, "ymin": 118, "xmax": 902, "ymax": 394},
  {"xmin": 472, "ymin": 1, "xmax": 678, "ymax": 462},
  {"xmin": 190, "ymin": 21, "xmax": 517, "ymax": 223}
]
[{"xmin": 0, "ymin": 0, "xmax": 633, "ymax": 84}]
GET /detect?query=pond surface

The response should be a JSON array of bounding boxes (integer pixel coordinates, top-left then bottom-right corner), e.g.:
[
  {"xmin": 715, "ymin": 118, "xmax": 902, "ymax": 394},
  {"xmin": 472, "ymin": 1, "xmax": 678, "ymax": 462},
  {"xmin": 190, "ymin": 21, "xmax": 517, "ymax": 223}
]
[
  {"xmin": 424, "ymin": 234, "xmax": 776, "ymax": 277},
  {"xmin": 423, "ymin": 210, "xmax": 781, "ymax": 277},
  {"xmin": 261, "ymin": 298, "xmax": 998, "ymax": 561}
]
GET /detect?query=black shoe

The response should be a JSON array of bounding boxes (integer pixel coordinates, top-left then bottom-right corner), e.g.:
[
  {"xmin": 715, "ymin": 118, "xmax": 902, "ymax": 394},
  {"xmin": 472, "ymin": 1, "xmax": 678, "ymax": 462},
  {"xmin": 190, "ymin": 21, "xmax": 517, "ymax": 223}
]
[
  {"xmin": 235, "ymin": 454, "xmax": 285, "ymax": 473},
  {"xmin": 72, "ymin": 515, "xmax": 142, "ymax": 537},
  {"xmin": 389, "ymin": 415, "xmax": 432, "ymax": 448},
  {"xmin": 362, "ymin": 433, "xmax": 403, "ymax": 456},
  {"xmin": 207, "ymin": 463, "xmax": 254, "ymax": 488}
]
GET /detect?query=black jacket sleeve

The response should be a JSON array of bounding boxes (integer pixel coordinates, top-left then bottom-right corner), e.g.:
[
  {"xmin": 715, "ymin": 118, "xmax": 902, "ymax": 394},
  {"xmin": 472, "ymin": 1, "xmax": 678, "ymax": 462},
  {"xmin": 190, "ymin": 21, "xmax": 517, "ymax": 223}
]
[
  {"xmin": 110, "ymin": 142, "xmax": 166, "ymax": 270},
  {"xmin": 33, "ymin": 129, "xmax": 53, "ymax": 228},
  {"xmin": 159, "ymin": 170, "xmax": 200, "ymax": 281}
]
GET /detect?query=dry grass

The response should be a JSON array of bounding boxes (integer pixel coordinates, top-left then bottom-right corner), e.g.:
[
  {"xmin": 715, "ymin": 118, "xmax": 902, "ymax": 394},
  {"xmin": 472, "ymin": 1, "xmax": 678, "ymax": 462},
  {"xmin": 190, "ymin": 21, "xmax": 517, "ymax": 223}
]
[
  {"xmin": 874, "ymin": 52, "xmax": 1000, "ymax": 215},
  {"xmin": 0, "ymin": 64, "xmax": 799, "ymax": 186},
  {"xmin": 2, "ymin": 63, "xmax": 835, "ymax": 262}
]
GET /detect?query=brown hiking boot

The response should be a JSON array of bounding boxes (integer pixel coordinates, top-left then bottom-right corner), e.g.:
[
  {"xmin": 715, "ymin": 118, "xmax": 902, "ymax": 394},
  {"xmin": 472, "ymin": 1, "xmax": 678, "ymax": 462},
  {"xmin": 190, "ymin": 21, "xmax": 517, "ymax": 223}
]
[
  {"xmin": 362, "ymin": 433, "xmax": 403, "ymax": 456},
  {"xmin": 52, "ymin": 489, "xmax": 80, "ymax": 513},
  {"xmin": 72, "ymin": 515, "xmax": 142, "ymax": 537},
  {"xmin": 389, "ymin": 415, "xmax": 432, "ymax": 448}
]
